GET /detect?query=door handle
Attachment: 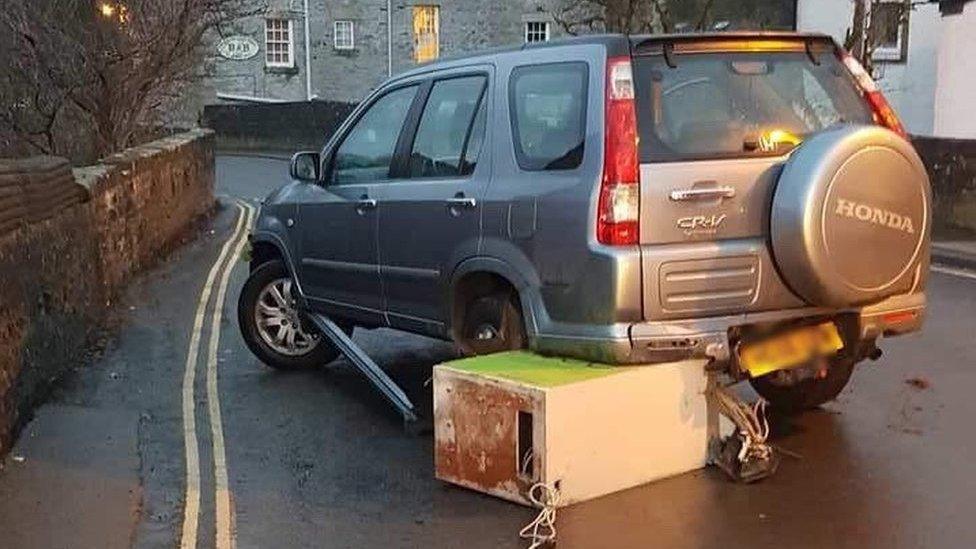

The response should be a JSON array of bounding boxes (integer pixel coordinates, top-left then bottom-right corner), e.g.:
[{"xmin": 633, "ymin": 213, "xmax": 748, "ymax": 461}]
[
  {"xmin": 669, "ymin": 186, "xmax": 736, "ymax": 201},
  {"xmin": 355, "ymin": 197, "xmax": 377, "ymax": 213},
  {"xmin": 445, "ymin": 197, "xmax": 477, "ymax": 208}
]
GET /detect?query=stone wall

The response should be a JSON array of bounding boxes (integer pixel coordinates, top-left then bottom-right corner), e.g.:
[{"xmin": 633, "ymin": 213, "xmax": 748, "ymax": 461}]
[
  {"xmin": 913, "ymin": 136, "xmax": 976, "ymax": 236},
  {"xmin": 202, "ymin": 100, "xmax": 355, "ymax": 153},
  {"xmin": 0, "ymin": 129, "xmax": 215, "ymax": 454}
]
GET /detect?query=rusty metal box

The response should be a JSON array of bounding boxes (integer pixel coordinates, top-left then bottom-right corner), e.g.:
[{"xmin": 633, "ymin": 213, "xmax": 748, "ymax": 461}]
[{"xmin": 433, "ymin": 352, "xmax": 720, "ymax": 507}]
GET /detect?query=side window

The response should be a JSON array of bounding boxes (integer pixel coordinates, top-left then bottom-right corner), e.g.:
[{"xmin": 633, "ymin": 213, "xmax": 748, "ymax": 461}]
[
  {"xmin": 462, "ymin": 97, "xmax": 487, "ymax": 176},
  {"xmin": 332, "ymin": 85, "xmax": 417, "ymax": 185},
  {"xmin": 509, "ymin": 62, "xmax": 588, "ymax": 171},
  {"xmin": 408, "ymin": 76, "xmax": 487, "ymax": 178}
]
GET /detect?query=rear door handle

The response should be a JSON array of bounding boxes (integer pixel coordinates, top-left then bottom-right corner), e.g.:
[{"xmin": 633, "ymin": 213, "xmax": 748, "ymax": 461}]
[
  {"xmin": 445, "ymin": 197, "xmax": 477, "ymax": 208},
  {"xmin": 669, "ymin": 186, "xmax": 736, "ymax": 201}
]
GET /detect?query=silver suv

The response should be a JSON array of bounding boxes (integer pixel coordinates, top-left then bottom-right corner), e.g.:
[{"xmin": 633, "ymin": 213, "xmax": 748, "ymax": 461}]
[{"xmin": 238, "ymin": 33, "xmax": 930, "ymax": 412}]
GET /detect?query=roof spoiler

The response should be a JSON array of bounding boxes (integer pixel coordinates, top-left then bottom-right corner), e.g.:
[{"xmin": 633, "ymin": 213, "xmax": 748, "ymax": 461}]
[{"xmin": 630, "ymin": 32, "xmax": 839, "ymax": 63}]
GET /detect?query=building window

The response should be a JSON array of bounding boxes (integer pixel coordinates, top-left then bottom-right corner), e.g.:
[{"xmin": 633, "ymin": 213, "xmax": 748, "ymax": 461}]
[
  {"xmin": 265, "ymin": 18, "xmax": 293, "ymax": 67},
  {"xmin": 413, "ymin": 5, "xmax": 439, "ymax": 63},
  {"xmin": 334, "ymin": 20, "xmax": 354, "ymax": 50},
  {"xmin": 525, "ymin": 21, "xmax": 550, "ymax": 43},
  {"xmin": 871, "ymin": 1, "xmax": 908, "ymax": 62}
]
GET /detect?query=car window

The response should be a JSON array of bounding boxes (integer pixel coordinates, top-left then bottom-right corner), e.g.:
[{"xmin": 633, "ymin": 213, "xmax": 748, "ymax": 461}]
[
  {"xmin": 333, "ymin": 85, "xmax": 417, "ymax": 184},
  {"xmin": 462, "ymin": 97, "xmax": 487, "ymax": 176},
  {"xmin": 634, "ymin": 51, "xmax": 875, "ymax": 162},
  {"xmin": 408, "ymin": 75, "xmax": 487, "ymax": 178},
  {"xmin": 509, "ymin": 62, "xmax": 588, "ymax": 171}
]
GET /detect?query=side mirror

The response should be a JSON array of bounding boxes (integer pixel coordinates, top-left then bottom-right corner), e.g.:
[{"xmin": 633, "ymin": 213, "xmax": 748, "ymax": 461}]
[{"xmin": 289, "ymin": 151, "xmax": 320, "ymax": 182}]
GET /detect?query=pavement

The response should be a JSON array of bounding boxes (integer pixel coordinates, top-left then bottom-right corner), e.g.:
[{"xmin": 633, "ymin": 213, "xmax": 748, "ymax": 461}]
[
  {"xmin": 932, "ymin": 240, "xmax": 976, "ymax": 270},
  {"xmin": 0, "ymin": 154, "xmax": 975, "ymax": 548}
]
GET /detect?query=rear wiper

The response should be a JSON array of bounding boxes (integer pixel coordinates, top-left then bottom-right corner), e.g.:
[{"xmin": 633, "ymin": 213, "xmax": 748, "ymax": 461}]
[{"xmin": 743, "ymin": 130, "xmax": 803, "ymax": 153}]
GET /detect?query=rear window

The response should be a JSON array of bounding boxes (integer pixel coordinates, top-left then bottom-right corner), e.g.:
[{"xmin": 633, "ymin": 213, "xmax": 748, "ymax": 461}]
[{"xmin": 633, "ymin": 50, "xmax": 874, "ymax": 162}]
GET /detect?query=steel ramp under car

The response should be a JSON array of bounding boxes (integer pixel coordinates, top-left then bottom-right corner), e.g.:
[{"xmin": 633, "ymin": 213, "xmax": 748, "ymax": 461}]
[{"xmin": 307, "ymin": 313, "xmax": 419, "ymax": 425}]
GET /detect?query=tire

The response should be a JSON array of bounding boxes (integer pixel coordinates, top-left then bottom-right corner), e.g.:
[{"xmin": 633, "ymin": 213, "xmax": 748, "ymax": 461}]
[
  {"xmin": 238, "ymin": 260, "xmax": 349, "ymax": 370},
  {"xmin": 770, "ymin": 125, "xmax": 929, "ymax": 307},
  {"xmin": 749, "ymin": 355, "xmax": 856, "ymax": 414},
  {"xmin": 457, "ymin": 290, "xmax": 526, "ymax": 356}
]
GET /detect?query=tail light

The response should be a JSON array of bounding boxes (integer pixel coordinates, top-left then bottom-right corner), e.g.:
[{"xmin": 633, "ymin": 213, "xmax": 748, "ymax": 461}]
[
  {"xmin": 597, "ymin": 56, "xmax": 640, "ymax": 246},
  {"xmin": 838, "ymin": 50, "xmax": 907, "ymax": 138}
]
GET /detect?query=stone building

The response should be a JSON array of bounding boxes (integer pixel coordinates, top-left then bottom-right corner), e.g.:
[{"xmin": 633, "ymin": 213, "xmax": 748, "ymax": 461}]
[
  {"xmin": 198, "ymin": 0, "xmax": 551, "ymax": 107},
  {"xmin": 191, "ymin": 0, "xmax": 797, "ymax": 116}
]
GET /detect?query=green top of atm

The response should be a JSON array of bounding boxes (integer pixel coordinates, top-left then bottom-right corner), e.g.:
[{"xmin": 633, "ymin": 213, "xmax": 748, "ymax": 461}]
[{"xmin": 439, "ymin": 351, "xmax": 620, "ymax": 388}]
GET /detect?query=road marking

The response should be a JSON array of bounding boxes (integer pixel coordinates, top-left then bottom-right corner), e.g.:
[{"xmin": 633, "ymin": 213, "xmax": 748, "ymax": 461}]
[
  {"xmin": 207, "ymin": 201, "xmax": 255, "ymax": 549},
  {"xmin": 180, "ymin": 203, "xmax": 249, "ymax": 549},
  {"xmin": 931, "ymin": 264, "xmax": 976, "ymax": 281}
]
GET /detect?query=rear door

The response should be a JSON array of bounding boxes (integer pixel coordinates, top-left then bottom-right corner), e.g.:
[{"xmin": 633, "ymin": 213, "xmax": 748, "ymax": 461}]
[
  {"xmin": 631, "ymin": 36, "xmax": 876, "ymax": 320},
  {"xmin": 376, "ymin": 69, "xmax": 492, "ymax": 334}
]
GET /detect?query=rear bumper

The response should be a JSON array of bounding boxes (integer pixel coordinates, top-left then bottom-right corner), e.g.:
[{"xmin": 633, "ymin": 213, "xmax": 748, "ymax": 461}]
[{"xmin": 532, "ymin": 293, "xmax": 926, "ymax": 365}]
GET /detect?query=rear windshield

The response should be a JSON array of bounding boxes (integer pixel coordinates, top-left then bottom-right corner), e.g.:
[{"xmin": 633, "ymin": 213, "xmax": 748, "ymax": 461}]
[{"xmin": 633, "ymin": 50, "xmax": 874, "ymax": 162}]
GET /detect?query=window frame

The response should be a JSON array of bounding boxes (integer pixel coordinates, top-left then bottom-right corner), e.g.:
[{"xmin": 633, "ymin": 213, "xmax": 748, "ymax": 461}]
[
  {"xmin": 323, "ymin": 82, "xmax": 422, "ymax": 186},
  {"xmin": 524, "ymin": 21, "xmax": 550, "ymax": 43},
  {"xmin": 334, "ymin": 20, "xmax": 355, "ymax": 50},
  {"xmin": 412, "ymin": 5, "xmax": 440, "ymax": 63},
  {"xmin": 398, "ymin": 73, "xmax": 490, "ymax": 181},
  {"xmin": 871, "ymin": 0, "xmax": 909, "ymax": 63},
  {"xmin": 264, "ymin": 18, "xmax": 294, "ymax": 68},
  {"xmin": 508, "ymin": 61, "xmax": 590, "ymax": 172}
]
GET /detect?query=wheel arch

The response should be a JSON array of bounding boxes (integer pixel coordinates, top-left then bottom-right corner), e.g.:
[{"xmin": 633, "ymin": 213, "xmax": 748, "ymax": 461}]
[
  {"xmin": 447, "ymin": 257, "xmax": 538, "ymax": 340},
  {"xmin": 249, "ymin": 231, "xmax": 306, "ymax": 297}
]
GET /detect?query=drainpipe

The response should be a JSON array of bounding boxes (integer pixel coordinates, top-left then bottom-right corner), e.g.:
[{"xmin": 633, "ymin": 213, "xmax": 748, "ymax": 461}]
[
  {"xmin": 387, "ymin": 0, "xmax": 393, "ymax": 77},
  {"xmin": 303, "ymin": 0, "xmax": 313, "ymax": 100}
]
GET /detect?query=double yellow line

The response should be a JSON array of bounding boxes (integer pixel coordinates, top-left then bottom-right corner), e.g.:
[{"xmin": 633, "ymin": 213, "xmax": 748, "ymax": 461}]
[{"xmin": 180, "ymin": 200, "xmax": 256, "ymax": 549}]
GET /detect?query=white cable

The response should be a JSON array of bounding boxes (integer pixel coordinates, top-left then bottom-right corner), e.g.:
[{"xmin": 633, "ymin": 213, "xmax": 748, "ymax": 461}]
[
  {"xmin": 519, "ymin": 483, "xmax": 560, "ymax": 549},
  {"xmin": 711, "ymin": 384, "xmax": 773, "ymax": 463}
]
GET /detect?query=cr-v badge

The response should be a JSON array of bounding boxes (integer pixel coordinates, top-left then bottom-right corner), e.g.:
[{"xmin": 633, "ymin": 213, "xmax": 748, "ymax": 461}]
[
  {"xmin": 834, "ymin": 198, "xmax": 915, "ymax": 234},
  {"xmin": 677, "ymin": 214, "xmax": 727, "ymax": 236}
]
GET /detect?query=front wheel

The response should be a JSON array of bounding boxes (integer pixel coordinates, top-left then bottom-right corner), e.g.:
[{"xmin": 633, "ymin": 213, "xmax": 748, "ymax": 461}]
[
  {"xmin": 238, "ymin": 260, "xmax": 349, "ymax": 370},
  {"xmin": 748, "ymin": 355, "xmax": 856, "ymax": 413}
]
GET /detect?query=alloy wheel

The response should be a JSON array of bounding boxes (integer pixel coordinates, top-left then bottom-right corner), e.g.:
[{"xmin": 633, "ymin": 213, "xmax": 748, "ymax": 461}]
[{"xmin": 253, "ymin": 278, "xmax": 320, "ymax": 356}]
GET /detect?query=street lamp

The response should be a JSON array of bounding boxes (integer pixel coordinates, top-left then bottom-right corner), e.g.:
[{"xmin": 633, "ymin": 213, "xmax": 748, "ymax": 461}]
[{"xmin": 97, "ymin": 2, "xmax": 129, "ymax": 23}]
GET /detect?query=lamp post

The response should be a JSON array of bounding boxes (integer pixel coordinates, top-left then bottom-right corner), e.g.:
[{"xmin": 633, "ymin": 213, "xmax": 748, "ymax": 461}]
[
  {"xmin": 303, "ymin": 0, "xmax": 313, "ymax": 101},
  {"xmin": 387, "ymin": 0, "xmax": 392, "ymax": 77}
]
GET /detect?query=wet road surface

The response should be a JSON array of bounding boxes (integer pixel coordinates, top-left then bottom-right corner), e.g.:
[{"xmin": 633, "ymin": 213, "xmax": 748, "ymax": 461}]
[{"xmin": 0, "ymin": 154, "xmax": 974, "ymax": 548}]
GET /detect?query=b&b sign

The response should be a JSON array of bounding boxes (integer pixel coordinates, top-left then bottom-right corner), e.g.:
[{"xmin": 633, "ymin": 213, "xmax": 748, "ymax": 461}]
[{"xmin": 217, "ymin": 36, "xmax": 259, "ymax": 60}]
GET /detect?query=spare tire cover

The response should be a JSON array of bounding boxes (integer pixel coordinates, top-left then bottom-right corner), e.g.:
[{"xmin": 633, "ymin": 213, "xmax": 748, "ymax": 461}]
[{"xmin": 771, "ymin": 125, "xmax": 930, "ymax": 307}]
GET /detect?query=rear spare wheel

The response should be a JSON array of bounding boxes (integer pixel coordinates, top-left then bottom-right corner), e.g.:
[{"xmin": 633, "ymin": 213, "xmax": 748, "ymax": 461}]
[{"xmin": 771, "ymin": 125, "xmax": 930, "ymax": 307}]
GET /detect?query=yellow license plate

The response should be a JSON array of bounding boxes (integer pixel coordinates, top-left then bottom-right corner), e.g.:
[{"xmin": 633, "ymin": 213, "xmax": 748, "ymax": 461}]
[{"xmin": 739, "ymin": 322, "xmax": 844, "ymax": 378}]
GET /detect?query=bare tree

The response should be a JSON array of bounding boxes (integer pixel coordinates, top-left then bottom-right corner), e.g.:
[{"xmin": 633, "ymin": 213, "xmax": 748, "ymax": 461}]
[
  {"xmin": 845, "ymin": 0, "xmax": 916, "ymax": 78},
  {"xmin": 0, "ymin": 0, "xmax": 255, "ymax": 163},
  {"xmin": 548, "ymin": 0, "xmax": 680, "ymax": 35}
]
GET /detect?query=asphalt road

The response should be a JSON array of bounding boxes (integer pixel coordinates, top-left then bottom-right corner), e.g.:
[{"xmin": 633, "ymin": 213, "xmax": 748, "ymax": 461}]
[{"xmin": 1, "ymin": 154, "xmax": 974, "ymax": 548}]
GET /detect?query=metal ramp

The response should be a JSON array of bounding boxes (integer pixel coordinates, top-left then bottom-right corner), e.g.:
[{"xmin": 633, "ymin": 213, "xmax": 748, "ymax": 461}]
[{"xmin": 307, "ymin": 313, "xmax": 419, "ymax": 425}]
